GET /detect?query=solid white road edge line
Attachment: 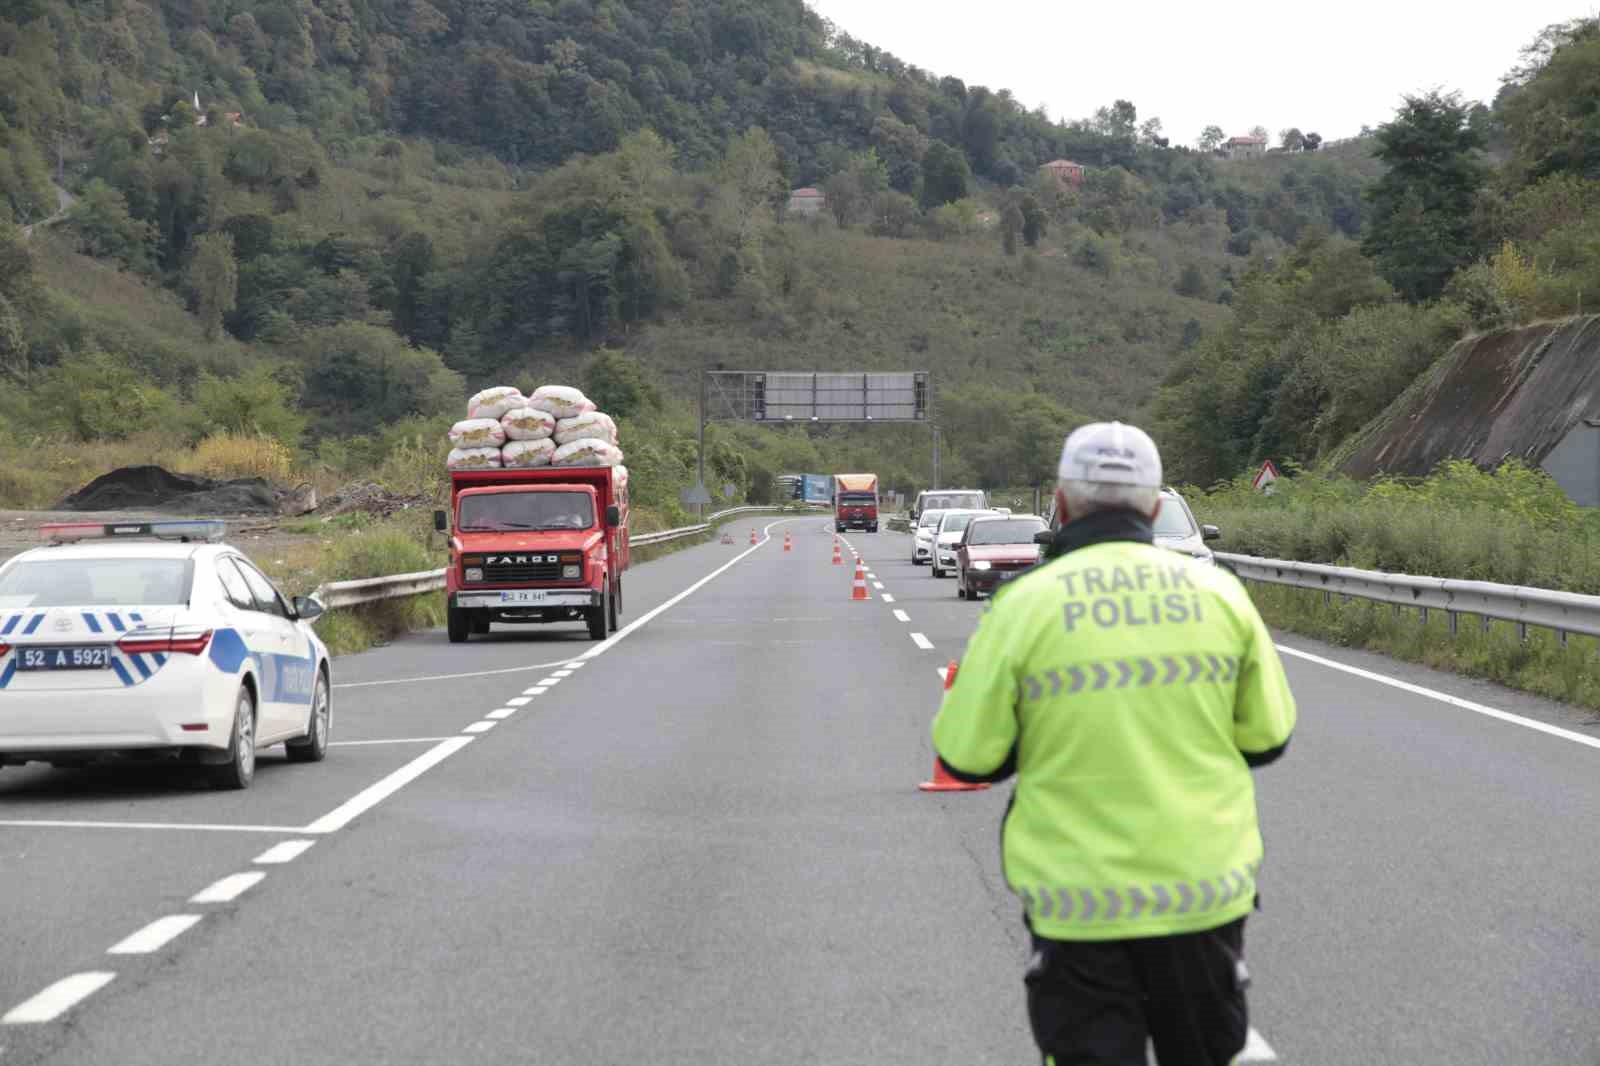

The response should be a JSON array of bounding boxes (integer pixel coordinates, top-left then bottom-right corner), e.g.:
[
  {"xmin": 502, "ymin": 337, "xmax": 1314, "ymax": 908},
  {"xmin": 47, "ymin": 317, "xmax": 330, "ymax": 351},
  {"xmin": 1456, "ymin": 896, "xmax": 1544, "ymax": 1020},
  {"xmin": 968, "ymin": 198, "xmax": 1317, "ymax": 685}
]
[
  {"xmin": 463, "ymin": 721, "xmax": 496, "ymax": 734},
  {"xmin": 326, "ymin": 737, "xmax": 454, "ymax": 747},
  {"xmin": 893, "ymin": 609, "xmax": 910, "ymax": 622},
  {"xmin": 106, "ymin": 915, "xmax": 202, "ymax": 956},
  {"xmin": 190, "ymin": 872, "xmax": 266, "ymax": 904},
  {"xmin": 0, "ymin": 820, "xmax": 305, "ymax": 834},
  {"xmin": 334, "ymin": 657, "xmax": 581, "ymax": 690},
  {"xmin": 578, "ymin": 517, "xmax": 805, "ymax": 661},
  {"xmin": 302, "ymin": 736, "xmax": 475, "ymax": 834},
  {"xmin": 910, "ymin": 632, "xmax": 935, "ymax": 651},
  {"xmin": 253, "ymin": 840, "xmax": 315, "ymax": 865},
  {"xmin": 2, "ymin": 973, "xmax": 116, "ymax": 1025},
  {"xmin": 486, "ymin": 707, "xmax": 517, "ymax": 720},
  {"xmin": 1277, "ymin": 643, "xmax": 1600, "ymax": 753},
  {"xmin": 1240, "ymin": 1026, "xmax": 1277, "ymax": 1061}
]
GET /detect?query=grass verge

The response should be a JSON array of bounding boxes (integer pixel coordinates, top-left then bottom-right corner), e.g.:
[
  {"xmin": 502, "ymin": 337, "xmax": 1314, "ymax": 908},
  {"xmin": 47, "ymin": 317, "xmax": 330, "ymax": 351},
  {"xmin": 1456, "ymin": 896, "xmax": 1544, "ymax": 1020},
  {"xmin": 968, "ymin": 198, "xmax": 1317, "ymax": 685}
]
[{"xmin": 1247, "ymin": 582, "xmax": 1600, "ymax": 713}]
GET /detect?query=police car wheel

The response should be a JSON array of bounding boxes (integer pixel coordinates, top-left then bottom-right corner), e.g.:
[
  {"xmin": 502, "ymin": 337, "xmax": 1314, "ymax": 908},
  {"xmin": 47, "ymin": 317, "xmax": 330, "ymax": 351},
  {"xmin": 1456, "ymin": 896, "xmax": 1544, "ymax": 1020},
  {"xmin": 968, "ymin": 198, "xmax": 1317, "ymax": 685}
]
[
  {"xmin": 447, "ymin": 605, "xmax": 470, "ymax": 643},
  {"xmin": 207, "ymin": 686, "xmax": 256, "ymax": 791},
  {"xmin": 286, "ymin": 671, "xmax": 330, "ymax": 764}
]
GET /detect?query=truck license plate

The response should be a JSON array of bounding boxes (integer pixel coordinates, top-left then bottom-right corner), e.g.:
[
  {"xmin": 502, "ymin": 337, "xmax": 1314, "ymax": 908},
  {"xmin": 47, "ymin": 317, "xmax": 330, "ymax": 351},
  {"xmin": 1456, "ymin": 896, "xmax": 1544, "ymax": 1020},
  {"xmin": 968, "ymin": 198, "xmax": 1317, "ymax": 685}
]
[
  {"xmin": 496, "ymin": 590, "xmax": 547, "ymax": 603},
  {"xmin": 17, "ymin": 645, "xmax": 113, "ymax": 671}
]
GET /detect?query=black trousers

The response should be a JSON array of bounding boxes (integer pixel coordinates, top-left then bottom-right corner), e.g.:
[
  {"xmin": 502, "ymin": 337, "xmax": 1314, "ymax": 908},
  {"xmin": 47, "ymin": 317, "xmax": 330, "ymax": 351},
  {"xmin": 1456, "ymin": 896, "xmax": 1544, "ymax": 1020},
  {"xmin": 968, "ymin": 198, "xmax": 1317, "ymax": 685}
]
[{"xmin": 1024, "ymin": 918, "xmax": 1249, "ymax": 1066}]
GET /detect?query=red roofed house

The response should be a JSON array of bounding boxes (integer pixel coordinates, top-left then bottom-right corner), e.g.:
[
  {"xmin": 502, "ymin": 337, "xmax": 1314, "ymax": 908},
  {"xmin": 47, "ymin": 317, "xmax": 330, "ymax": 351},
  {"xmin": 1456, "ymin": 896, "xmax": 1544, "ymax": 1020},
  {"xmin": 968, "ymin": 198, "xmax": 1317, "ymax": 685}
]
[
  {"xmin": 787, "ymin": 187, "xmax": 827, "ymax": 216},
  {"xmin": 1222, "ymin": 136, "xmax": 1267, "ymax": 160},
  {"xmin": 1039, "ymin": 159, "xmax": 1085, "ymax": 185}
]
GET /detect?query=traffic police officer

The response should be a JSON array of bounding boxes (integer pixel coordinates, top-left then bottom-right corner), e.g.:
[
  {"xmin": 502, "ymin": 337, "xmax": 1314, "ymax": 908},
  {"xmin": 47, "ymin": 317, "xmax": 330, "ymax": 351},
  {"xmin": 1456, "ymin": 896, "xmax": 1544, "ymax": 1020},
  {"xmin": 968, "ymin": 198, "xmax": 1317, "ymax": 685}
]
[{"xmin": 931, "ymin": 421, "xmax": 1296, "ymax": 1066}]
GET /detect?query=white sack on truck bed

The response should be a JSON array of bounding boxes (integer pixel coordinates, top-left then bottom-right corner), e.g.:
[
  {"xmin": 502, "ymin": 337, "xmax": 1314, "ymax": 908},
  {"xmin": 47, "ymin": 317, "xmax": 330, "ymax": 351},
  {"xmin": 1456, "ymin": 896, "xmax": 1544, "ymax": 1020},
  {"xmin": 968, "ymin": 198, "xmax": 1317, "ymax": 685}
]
[
  {"xmin": 553, "ymin": 411, "xmax": 617, "ymax": 446},
  {"xmin": 501, "ymin": 407, "xmax": 556, "ymax": 441},
  {"xmin": 502, "ymin": 438, "xmax": 556, "ymax": 468},
  {"xmin": 446, "ymin": 446, "xmax": 503, "ymax": 470},
  {"xmin": 467, "ymin": 386, "xmax": 525, "ymax": 421},
  {"xmin": 551, "ymin": 439, "xmax": 623, "ymax": 467},
  {"xmin": 527, "ymin": 385, "xmax": 595, "ymax": 420},
  {"xmin": 448, "ymin": 418, "xmax": 507, "ymax": 449}
]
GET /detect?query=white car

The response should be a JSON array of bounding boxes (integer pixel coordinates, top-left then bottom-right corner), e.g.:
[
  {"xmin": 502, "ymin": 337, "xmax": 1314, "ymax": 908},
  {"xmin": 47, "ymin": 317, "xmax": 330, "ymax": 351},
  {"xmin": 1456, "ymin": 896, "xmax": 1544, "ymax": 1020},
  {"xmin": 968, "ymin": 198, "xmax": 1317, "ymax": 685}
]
[
  {"xmin": 912, "ymin": 509, "xmax": 948, "ymax": 564},
  {"xmin": 930, "ymin": 509, "xmax": 991, "ymax": 577},
  {"xmin": 0, "ymin": 520, "xmax": 332, "ymax": 790}
]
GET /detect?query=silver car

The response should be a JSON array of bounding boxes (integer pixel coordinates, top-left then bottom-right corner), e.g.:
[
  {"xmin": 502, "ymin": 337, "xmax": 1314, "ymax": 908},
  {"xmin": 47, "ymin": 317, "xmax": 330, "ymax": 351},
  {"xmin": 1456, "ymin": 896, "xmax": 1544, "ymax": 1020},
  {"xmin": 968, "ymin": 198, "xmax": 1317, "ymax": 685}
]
[{"xmin": 1153, "ymin": 489, "xmax": 1221, "ymax": 565}]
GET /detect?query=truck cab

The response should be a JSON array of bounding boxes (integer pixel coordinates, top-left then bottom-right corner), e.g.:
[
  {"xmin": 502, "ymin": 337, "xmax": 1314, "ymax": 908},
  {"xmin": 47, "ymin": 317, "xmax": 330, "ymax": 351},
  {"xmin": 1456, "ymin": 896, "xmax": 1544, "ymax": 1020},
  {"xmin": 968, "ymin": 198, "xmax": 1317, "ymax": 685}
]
[
  {"xmin": 833, "ymin": 473, "xmax": 880, "ymax": 533},
  {"xmin": 436, "ymin": 467, "xmax": 629, "ymax": 643}
]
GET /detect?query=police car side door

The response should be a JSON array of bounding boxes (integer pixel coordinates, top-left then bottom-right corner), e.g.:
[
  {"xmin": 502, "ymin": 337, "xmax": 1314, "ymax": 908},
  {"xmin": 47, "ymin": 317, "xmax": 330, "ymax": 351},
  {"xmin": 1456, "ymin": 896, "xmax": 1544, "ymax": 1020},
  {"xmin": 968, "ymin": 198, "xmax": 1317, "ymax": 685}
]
[{"xmin": 225, "ymin": 557, "xmax": 304, "ymax": 742}]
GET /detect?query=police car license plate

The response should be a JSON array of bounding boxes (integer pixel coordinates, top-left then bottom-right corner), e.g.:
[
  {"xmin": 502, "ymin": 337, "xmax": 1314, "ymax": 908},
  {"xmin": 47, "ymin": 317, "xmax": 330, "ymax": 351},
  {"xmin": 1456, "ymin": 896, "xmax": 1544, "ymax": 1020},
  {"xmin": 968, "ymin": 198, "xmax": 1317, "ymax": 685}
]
[{"xmin": 18, "ymin": 645, "xmax": 113, "ymax": 671}]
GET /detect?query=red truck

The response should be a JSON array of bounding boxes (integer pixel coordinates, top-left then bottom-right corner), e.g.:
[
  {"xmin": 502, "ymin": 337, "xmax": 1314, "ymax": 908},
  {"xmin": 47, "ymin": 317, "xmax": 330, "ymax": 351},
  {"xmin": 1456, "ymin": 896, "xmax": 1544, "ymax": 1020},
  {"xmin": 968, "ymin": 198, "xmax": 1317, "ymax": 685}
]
[
  {"xmin": 434, "ymin": 466, "xmax": 630, "ymax": 643},
  {"xmin": 833, "ymin": 473, "xmax": 880, "ymax": 533}
]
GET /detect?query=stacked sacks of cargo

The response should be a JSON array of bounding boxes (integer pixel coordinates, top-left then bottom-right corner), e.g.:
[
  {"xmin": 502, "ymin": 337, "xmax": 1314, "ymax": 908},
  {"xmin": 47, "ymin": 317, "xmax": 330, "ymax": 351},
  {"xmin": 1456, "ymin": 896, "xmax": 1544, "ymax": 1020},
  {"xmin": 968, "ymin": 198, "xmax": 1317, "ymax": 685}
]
[{"xmin": 446, "ymin": 385, "xmax": 625, "ymax": 470}]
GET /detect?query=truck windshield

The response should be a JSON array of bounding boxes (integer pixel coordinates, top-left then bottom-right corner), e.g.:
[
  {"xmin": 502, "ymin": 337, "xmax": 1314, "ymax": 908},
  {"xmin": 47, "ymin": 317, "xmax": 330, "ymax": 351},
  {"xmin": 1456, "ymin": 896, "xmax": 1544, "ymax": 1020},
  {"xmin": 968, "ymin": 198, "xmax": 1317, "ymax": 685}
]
[
  {"xmin": 459, "ymin": 492, "xmax": 594, "ymax": 531},
  {"xmin": 839, "ymin": 493, "xmax": 876, "ymax": 504},
  {"xmin": 923, "ymin": 493, "xmax": 984, "ymax": 512}
]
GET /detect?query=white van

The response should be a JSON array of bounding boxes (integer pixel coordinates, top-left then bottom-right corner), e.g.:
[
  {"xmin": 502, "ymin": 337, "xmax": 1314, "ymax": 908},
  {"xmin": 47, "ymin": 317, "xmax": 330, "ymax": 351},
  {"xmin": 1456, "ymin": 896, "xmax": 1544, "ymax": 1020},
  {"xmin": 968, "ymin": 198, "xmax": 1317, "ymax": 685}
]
[{"xmin": 911, "ymin": 489, "xmax": 989, "ymax": 521}]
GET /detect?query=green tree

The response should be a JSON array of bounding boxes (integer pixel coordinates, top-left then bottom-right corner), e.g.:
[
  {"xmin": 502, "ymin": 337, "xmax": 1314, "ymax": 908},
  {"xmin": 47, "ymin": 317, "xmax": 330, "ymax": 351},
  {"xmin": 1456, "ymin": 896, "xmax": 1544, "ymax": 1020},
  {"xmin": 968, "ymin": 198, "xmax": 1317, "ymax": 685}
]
[
  {"xmin": 36, "ymin": 351, "xmax": 182, "ymax": 441},
  {"xmin": 869, "ymin": 190, "xmax": 918, "ymax": 237},
  {"xmin": 187, "ymin": 231, "xmax": 239, "ymax": 341},
  {"xmin": 583, "ymin": 349, "xmax": 659, "ymax": 419},
  {"xmin": 1018, "ymin": 192, "xmax": 1046, "ymax": 247},
  {"xmin": 1499, "ymin": 18, "xmax": 1600, "ymax": 181},
  {"xmin": 0, "ymin": 127, "xmax": 54, "ymax": 224},
  {"xmin": 1198, "ymin": 125, "xmax": 1226, "ymax": 152},
  {"xmin": 1280, "ymin": 127, "xmax": 1305, "ymax": 151},
  {"xmin": 66, "ymin": 179, "xmax": 157, "ymax": 273},
  {"xmin": 189, "ymin": 364, "xmax": 307, "ymax": 446},
  {"xmin": 1362, "ymin": 91, "xmax": 1486, "ymax": 302},
  {"xmin": 1000, "ymin": 201, "xmax": 1022, "ymax": 255},
  {"xmin": 297, "ymin": 322, "xmax": 462, "ymax": 433},
  {"xmin": 920, "ymin": 140, "xmax": 971, "ymax": 208}
]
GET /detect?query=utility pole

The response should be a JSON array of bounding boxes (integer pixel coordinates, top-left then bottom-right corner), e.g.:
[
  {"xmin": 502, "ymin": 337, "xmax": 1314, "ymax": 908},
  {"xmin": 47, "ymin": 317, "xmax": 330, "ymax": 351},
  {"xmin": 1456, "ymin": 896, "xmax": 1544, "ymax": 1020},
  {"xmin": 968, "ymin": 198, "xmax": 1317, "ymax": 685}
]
[{"xmin": 697, "ymin": 367, "xmax": 707, "ymax": 521}]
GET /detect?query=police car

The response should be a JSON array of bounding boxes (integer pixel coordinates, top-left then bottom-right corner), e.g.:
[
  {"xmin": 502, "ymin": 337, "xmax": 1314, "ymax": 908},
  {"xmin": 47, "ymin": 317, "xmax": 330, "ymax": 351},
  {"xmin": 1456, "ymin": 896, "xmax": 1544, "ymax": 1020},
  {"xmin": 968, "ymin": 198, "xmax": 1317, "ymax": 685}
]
[{"xmin": 0, "ymin": 521, "xmax": 332, "ymax": 790}]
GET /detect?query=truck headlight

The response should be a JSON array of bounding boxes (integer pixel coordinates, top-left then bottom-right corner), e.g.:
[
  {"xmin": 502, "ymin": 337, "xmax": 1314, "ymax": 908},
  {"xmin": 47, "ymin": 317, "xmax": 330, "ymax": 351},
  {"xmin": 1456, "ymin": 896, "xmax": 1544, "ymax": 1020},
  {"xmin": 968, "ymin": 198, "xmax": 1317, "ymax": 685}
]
[
  {"xmin": 562, "ymin": 564, "xmax": 581, "ymax": 578},
  {"xmin": 971, "ymin": 560, "xmax": 992, "ymax": 571},
  {"xmin": 464, "ymin": 567, "xmax": 484, "ymax": 582}
]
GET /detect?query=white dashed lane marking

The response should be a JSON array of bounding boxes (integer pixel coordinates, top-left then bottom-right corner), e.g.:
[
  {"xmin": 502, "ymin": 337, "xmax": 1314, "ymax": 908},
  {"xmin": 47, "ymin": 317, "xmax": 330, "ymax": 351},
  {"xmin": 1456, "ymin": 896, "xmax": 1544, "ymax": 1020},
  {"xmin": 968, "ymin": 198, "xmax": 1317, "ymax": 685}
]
[
  {"xmin": 505, "ymin": 696, "xmax": 532, "ymax": 706},
  {"xmin": 524, "ymin": 686, "xmax": 549, "ymax": 695},
  {"xmin": 190, "ymin": 872, "xmax": 266, "ymax": 904},
  {"xmin": 463, "ymin": 721, "xmax": 497, "ymax": 734},
  {"xmin": 536, "ymin": 677, "xmax": 562, "ymax": 687},
  {"xmin": 552, "ymin": 670, "xmax": 573, "ymax": 678},
  {"xmin": 486, "ymin": 708, "xmax": 518, "ymax": 720},
  {"xmin": 254, "ymin": 840, "xmax": 315, "ymax": 865},
  {"xmin": 893, "ymin": 610, "xmax": 910, "ymax": 623},
  {"xmin": 872, "ymin": 582, "xmax": 885, "ymax": 590},
  {"xmin": 106, "ymin": 915, "xmax": 202, "ymax": 956},
  {"xmin": 2, "ymin": 973, "xmax": 116, "ymax": 1025},
  {"xmin": 881, "ymin": 593, "xmax": 895, "ymax": 603},
  {"xmin": 910, "ymin": 633, "xmax": 935, "ymax": 651},
  {"xmin": 1241, "ymin": 1027, "xmax": 1277, "ymax": 1061}
]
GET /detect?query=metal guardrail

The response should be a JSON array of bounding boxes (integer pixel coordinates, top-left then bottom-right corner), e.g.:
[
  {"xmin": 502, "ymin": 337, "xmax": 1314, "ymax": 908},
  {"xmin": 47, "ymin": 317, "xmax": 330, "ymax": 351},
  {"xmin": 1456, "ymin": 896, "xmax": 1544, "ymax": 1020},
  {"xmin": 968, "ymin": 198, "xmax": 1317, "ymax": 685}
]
[
  {"xmin": 311, "ymin": 505, "xmax": 787, "ymax": 609},
  {"xmin": 1217, "ymin": 552, "xmax": 1600, "ymax": 642}
]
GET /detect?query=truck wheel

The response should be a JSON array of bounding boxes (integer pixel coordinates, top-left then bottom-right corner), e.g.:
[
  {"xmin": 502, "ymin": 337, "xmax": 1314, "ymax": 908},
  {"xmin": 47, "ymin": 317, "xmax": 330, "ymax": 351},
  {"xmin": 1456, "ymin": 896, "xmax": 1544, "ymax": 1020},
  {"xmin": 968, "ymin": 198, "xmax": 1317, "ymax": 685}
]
[
  {"xmin": 586, "ymin": 588, "xmax": 608, "ymax": 640},
  {"xmin": 869, "ymin": 524, "xmax": 878, "ymax": 533},
  {"xmin": 472, "ymin": 614, "xmax": 490, "ymax": 635},
  {"xmin": 447, "ymin": 605, "xmax": 470, "ymax": 644},
  {"xmin": 607, "ymin": 578, "xmax": 619, "ymax": 632}
]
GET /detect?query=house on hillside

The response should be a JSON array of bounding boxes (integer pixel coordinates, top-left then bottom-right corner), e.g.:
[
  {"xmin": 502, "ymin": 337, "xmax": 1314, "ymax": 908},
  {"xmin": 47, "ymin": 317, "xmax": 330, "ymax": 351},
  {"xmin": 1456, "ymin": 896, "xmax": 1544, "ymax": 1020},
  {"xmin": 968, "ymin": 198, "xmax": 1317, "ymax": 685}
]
[
  {"xmin": 1039, "ymin": 159, "xmax": 1085, "ymax": 185},
  {"xmin": 1340, "ymin": 316, "xmax": 1600, "ymax": 505},
  {"xmin": 1222, "ymin": 136, "xmax": 1267, "ymax": 160},
  {"xmin": 787, "ymin": 187, "xmax": 827, "ymax": 216}
]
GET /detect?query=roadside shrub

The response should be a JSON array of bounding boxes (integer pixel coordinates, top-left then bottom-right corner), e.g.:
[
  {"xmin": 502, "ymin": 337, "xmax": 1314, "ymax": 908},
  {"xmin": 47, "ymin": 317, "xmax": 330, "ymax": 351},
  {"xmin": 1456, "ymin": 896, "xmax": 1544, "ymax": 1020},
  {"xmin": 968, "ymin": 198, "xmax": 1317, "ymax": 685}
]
[{"xmin": 182, "ymin": 432, "xmax": 294, "ymax": 482}]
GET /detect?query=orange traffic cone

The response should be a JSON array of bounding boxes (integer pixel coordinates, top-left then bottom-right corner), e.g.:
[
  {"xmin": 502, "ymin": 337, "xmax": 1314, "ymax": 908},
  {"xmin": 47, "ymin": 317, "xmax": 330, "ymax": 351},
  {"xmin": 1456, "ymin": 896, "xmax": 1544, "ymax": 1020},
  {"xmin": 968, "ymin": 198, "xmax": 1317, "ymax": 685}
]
[
  {"xmin": 750, "ymin": 529, "xmax": 758, "ymax": 545},
  {"xmin": 851, "ymin": 560, "xmax": 870, "ymax": 601},
  {"xmin": 832, "ymin": 542, "xmax": 843, "ymax": 565},
  {"xmin": 784, "ymin": 531, "xmax": 792, "ymax": 552},
  {"xmin": 920, "ymin": 662, "xmax": 990, "ymax": 792}
]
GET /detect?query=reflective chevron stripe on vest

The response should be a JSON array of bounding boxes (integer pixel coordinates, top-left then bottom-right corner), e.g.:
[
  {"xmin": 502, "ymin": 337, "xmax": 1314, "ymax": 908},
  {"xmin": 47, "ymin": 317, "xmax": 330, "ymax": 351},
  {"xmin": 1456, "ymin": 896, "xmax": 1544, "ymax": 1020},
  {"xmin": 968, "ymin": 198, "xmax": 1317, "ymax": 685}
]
[{"xmin": 1016, "ymin": 862, "xmax": 1259, "ymax": 924}]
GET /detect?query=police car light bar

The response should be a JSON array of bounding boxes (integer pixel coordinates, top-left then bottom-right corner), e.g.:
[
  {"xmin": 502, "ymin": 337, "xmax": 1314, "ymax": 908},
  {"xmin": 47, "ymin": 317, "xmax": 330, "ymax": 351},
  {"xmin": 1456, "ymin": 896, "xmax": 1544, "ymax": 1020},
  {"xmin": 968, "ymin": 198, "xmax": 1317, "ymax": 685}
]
[{"xmin": 41, "ymin": 520, "xmax": 227, "ymax": 544}]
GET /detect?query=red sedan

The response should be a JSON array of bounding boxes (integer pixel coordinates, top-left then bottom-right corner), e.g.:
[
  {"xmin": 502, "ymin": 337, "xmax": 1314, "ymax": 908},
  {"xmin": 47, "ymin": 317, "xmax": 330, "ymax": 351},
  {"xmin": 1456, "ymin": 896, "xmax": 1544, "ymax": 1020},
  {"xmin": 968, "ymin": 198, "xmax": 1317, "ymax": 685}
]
[{"xmin": 956, "ymin": 515, "xmax": 1049, "ymax": 599}]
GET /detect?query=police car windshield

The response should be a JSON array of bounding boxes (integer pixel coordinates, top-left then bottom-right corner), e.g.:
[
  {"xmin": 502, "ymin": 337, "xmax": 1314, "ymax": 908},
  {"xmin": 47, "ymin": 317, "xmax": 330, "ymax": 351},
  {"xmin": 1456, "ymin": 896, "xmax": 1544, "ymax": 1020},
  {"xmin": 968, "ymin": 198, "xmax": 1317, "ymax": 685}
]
[
  {"xmin": 460, "ymin": 492, "xmax": 594, "ymax": 531},
  {"xmin": 1153, "ymin": 499, "xmax": 1198, "ymax": 538},
  {"xmin": 967, "ymin": 518, "xmax": 1047, "ymax": 545},
  {"xmin": 0, "ymin": 558, "xmax": 190, "ymax": 607}
]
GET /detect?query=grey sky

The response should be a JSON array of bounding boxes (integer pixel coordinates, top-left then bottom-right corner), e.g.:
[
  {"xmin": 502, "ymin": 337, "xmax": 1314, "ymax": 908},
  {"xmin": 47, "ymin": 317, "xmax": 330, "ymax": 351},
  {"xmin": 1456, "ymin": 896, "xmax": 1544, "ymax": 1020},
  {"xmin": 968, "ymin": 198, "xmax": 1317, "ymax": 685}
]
[{"xmin": 803, "ymin": 1, "xmax": 1588, "ymax": 144}]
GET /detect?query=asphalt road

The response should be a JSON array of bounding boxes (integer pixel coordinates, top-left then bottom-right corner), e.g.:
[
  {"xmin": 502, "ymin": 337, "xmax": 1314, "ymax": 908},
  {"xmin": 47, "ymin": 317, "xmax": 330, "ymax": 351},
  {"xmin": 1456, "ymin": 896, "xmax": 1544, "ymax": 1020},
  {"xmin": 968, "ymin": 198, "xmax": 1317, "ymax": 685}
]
[{"xmin": 2, "ymin": 521, "xmax": 1599, "ymax": 1064}]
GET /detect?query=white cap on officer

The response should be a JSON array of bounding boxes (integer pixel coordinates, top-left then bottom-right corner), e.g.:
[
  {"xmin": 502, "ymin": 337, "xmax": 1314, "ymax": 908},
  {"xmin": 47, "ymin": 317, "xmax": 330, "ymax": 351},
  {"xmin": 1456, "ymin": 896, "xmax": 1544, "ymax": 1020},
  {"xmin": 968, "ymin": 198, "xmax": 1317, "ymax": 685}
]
[{"xmin": 1058, "ymin": 421, "xmax": 1163, "ymax": 488}]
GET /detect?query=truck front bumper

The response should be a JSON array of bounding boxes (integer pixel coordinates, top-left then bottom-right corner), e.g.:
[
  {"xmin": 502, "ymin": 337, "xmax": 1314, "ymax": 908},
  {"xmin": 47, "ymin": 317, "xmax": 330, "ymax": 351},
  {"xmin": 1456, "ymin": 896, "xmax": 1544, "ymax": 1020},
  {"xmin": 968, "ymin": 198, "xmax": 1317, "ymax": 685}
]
[{"xmin": 452, "ymin": 589, "xmax": 600, "ymax": 609}]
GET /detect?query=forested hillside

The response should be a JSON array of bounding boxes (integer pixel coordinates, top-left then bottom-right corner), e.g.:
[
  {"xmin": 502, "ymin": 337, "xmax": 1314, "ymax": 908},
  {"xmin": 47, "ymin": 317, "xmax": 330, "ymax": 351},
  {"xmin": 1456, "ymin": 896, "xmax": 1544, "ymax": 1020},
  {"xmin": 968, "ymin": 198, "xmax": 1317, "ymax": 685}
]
[{"xmin": 0, "ymin": 0, "xmax": 1381, "ymax": 511}]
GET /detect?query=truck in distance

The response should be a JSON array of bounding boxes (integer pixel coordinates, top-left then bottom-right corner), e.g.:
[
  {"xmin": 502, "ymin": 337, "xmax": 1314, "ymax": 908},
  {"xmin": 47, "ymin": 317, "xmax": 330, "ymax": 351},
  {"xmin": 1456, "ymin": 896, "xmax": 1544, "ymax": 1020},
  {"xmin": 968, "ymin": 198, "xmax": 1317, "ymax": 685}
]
[
  {"xmin": 435, "ymin": 466, "xmax": 629, "ymax": 643},
  {"xmin": 833, "ymin": 473, "xmax": 880, "ymax": 533}
]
